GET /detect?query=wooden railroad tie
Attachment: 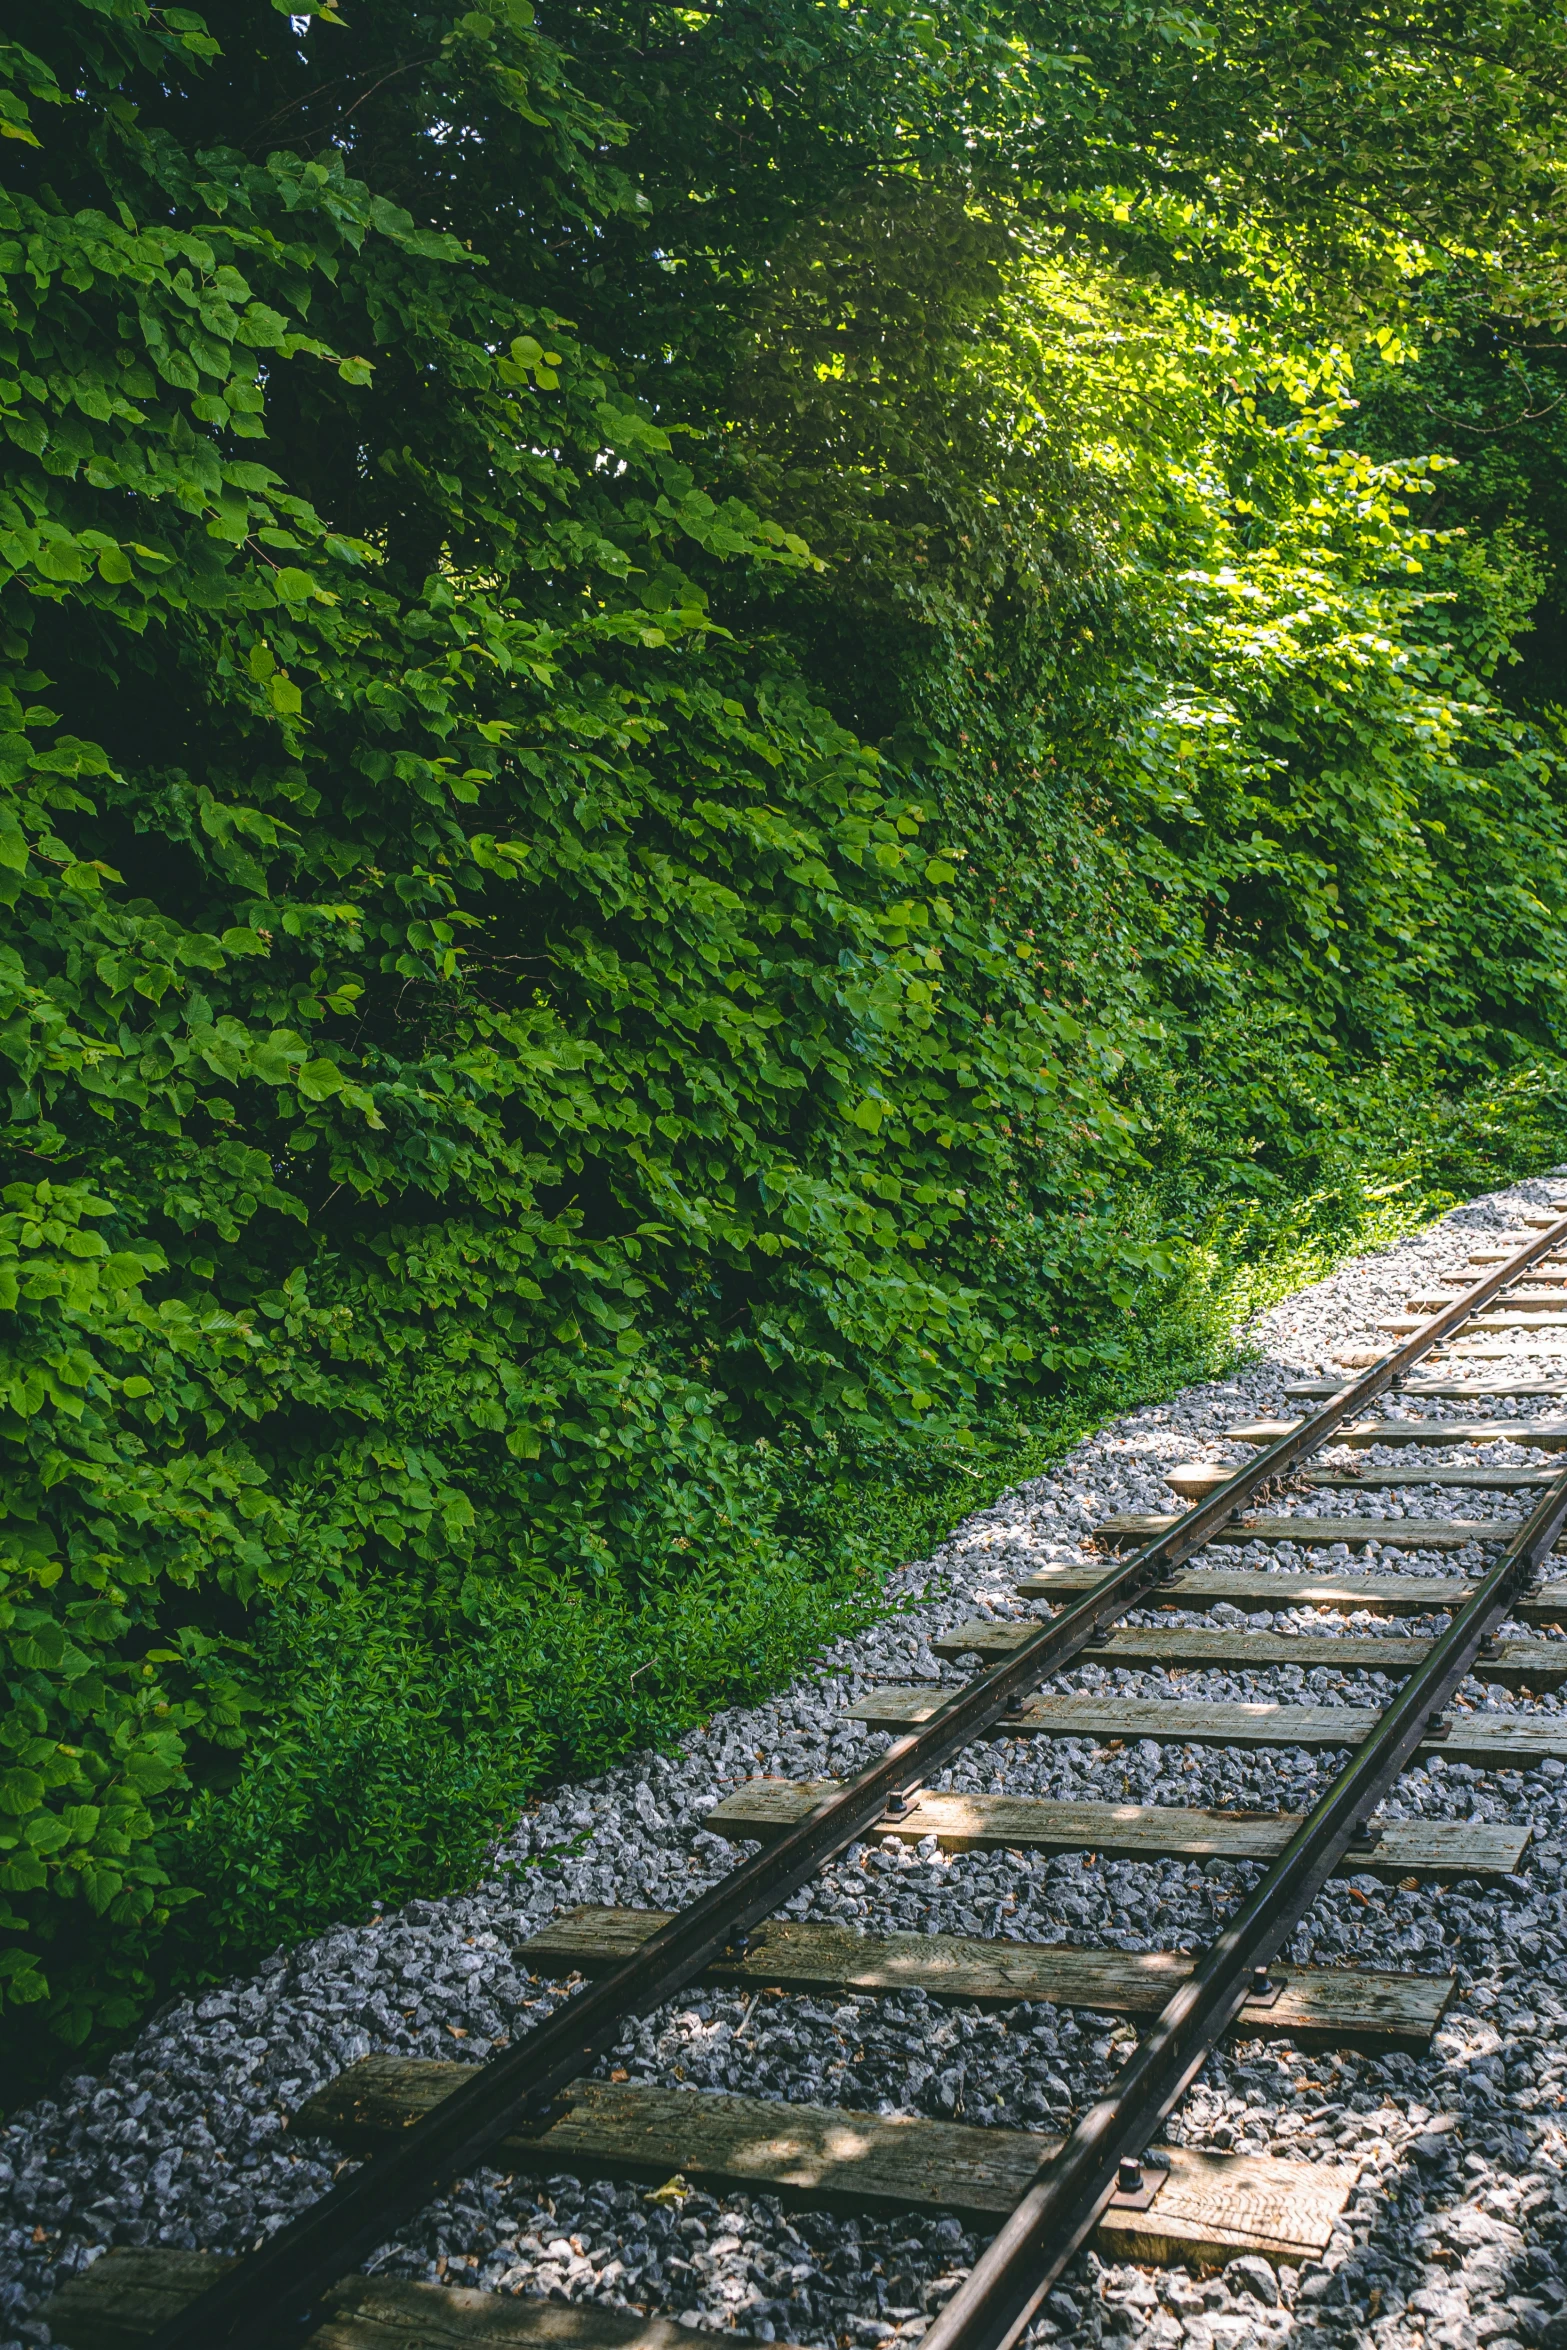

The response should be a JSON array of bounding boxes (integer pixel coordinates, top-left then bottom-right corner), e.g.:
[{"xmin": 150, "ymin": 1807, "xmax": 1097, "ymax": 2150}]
[
  {"xmin": 704, "ymin": 1779, "xmax": 1530, "ymax": 1878},
  {"xmin": 1167, "ymin": 1463, "xmax": 1562, "ymax": 1497},
  {"xmin": 1467, "ymin": 1282, "xmax": 1567, "ymax": 1299},
  {"xmin": 519, "ymin": 1907, "xmax": 1454, "ymax": 2054},
  {"xmin": 1013, "ymin": 1562, "xmax": 1567, "ymax": 1621},
  {"xmin": 1082, "ymin": 1514, "xmax": 1531, "ymax": 1554},
  {"xmin": 1404, "ymin": 1291, "xmax": 1567, "ymax": 1313},
  {"xmin": 1384, "ymin": 1314, "xmax": 1567, "ymax": 1333},
  {"xmin": 1226, "ymin": 1417, "xmax": 1567, "ymax": 1448},
  {"xmin": 1446, "ymin": 1347, "xmax": 1567, "ymax": 1362},
  {"xmin": 1284, "ymin": 1379, "xmax": 1567, "ymax": 1400},
  {"xmin": 845, "ymin": 1683, "xmax": 1567, "ymax": 1769},
  {"xmin": 931, "ymin": 1616, "xmax": 1567, "ymax": 1690},
  {"xmin": 41, "ymin": 2250, "xmax": 765, "ymax": 2350},
  {"xmin": 1302, "ymin": 1468, "xmax": 1561, "ymax": 1491},
  {"xmin": 281, "ymin": 2058, "xmax": 1360, "ymax": 2271}
]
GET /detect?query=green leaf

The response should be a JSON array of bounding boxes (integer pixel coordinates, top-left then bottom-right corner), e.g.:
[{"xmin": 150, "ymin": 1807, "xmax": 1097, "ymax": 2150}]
[
  {"xmin": 295, "ymin": 1058, "xmax": 344, "ymax": 1101},
  {"xmin": 206, "ymin": 498, "xmax": 251, "ymax": 544},
  {"xmin": 0, "ymin": 1769, "xmax": 44, "ymax": 1816},
  {"xmin": 0, "ymin": 1950, "xmax": 49, "ymax": 2004}
]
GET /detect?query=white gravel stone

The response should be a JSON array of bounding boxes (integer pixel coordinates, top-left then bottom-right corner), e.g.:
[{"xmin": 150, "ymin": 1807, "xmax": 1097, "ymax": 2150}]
[{"xmin": 8, "ymin": 1175, "xmax": 1567, "ymax": 2350}]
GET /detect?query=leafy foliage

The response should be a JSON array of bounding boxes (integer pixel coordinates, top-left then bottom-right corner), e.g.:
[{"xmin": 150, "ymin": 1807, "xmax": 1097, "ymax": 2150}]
[{"xmin": 4, "ymin": 0, "xmax": 1567, "ymax": 2081}]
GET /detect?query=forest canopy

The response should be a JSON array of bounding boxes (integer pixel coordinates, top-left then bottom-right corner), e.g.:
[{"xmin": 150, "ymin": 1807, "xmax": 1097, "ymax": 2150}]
[{"xmin": 3, "ymin": 0, "xmax": 1567, "ymax": 2074}]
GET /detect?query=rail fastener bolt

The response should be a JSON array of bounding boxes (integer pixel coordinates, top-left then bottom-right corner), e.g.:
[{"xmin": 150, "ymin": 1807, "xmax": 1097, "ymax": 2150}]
[{"xmin": 1109, "ymin": 2156, "xmax": 1163, "ymax": 2209}]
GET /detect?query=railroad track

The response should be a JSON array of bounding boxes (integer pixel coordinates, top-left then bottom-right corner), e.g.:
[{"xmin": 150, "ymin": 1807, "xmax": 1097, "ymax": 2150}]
[{"xmin": 43, "ymin": 1201, "xmax": 1567, "ymax": 2350}]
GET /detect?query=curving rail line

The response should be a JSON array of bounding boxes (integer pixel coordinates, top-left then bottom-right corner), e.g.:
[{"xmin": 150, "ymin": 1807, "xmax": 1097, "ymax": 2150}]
[{"xmin": 54, "ymin": 1202, "xmax": 1567, "ymax": 2350}]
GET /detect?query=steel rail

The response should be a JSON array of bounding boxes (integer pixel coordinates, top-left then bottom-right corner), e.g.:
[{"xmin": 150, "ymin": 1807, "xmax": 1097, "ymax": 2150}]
[
  {"xmin": 144, "ymin": 1206, "xmax": 1567, "ymax": 2350},
  {"xmin": 923, "ymin": 1423, "xmax": 1567, "ymax": 2350}
]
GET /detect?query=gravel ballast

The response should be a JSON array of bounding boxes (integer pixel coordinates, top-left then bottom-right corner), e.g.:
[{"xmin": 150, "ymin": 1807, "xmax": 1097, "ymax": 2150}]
[{"xmin": 9, "ymin": 1180, "xmax": 1567, "ymax": 2350}]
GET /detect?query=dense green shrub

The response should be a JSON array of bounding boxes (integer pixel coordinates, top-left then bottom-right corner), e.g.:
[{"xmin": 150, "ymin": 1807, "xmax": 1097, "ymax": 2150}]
[
  {"xmin": 4, "ymin": 0, "xmax": 1567, "ymax": 2082},
  {"xmin": 0, "ymin": 0, "xmax": 1150, "ymax": 2057}
]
